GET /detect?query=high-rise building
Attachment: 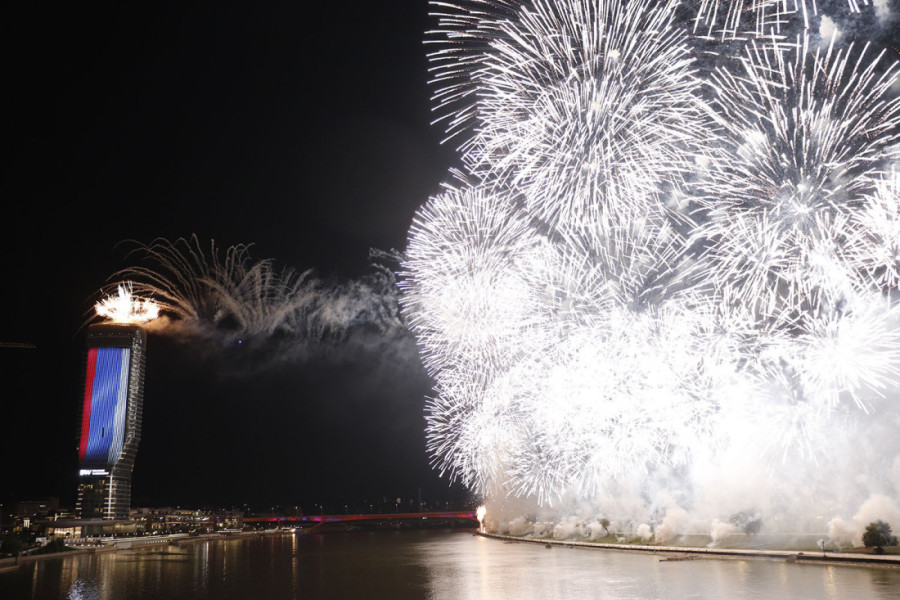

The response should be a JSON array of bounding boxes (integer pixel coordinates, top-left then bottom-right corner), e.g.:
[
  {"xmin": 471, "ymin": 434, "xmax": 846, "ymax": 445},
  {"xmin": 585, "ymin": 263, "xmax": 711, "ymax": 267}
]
[{"xmin": 75, "ymin": 323, "xmax": 146, "ymax": 520}]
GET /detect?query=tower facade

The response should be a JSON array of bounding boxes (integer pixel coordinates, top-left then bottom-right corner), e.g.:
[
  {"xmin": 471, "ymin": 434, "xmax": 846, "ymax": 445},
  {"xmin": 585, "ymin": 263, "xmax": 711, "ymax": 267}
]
[{"xmin": 75, "ymin": 323, "xmax": 146, "ymax": 520}]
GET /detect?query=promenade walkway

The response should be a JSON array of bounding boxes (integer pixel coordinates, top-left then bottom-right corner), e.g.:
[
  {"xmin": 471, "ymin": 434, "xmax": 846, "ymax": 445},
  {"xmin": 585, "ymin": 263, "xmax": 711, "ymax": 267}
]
[{"xmin": 479, "ymin": 532, "xmax": 900, "ymax": 567}]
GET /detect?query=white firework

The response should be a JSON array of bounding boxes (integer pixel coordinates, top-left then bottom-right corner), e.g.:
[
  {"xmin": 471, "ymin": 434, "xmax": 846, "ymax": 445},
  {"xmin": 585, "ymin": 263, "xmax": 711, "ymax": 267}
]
[
  {"xmin": 692, "ymin": 0, "xmax": 794, "ymax": 42},
  {"xmin": 430, "ymin": 0, "xmax": 711, "ymax": 230},
  {"xmin": 424, "ymin": 357, "xmax": 541, "ymax": 498},
  {"xmin": 502, "ymin": 302, "xmax": 728, "ymax": 503},
  {"xmin": 695, "ymin": 33, "xmax": 900, "ymax": 466},
  {"xmin": 94, "ymin": 283, "xmax": 160, "ymax": 324},
  {"xmin": 692, "ymin": 0, "xmax": 873, "ymax": 43},
  {"xmin": 112, "ymin": 235, "xmax": 315, "ymax": 337},
  {"xmin": 701, "ymin": 35, "xmax": 900, "ymax": 317},
  {"xmin": 401, "ymin": 184, "xmax": 551, "ymax": 372},
  {"xmin": 846, "ymin": 169, "xmax": 900, "ymax": 290},
  {"xmin": 793, "ymin": 294, "xmax": 900, "ymax": 411},
  {"xmin": 407, "ymin": 0, "xmax": 900, "ymax": 515}
]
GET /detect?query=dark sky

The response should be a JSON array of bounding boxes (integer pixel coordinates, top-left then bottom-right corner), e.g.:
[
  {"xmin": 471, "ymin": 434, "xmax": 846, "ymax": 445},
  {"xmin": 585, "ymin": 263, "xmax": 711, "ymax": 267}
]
[{"xmin": 0, "ymin": 1, "xmax": 466, "ymax": 512}]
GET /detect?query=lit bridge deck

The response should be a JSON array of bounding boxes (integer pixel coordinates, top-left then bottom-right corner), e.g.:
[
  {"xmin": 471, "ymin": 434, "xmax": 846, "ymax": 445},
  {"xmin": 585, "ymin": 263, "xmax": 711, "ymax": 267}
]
[{"xmin": 244, "ymin": 511, "xmax": 477, "ymax": 531}]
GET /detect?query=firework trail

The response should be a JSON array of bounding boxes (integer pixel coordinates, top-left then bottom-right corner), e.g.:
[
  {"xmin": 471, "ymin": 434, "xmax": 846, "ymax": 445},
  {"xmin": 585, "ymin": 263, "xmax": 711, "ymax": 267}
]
[
  {"xmin": 406, "ymin": 0, "xmax": 900, "ymax": 537},
  {"xmin": 108, "ymin": 235, "xmax": 315, "ymax": 338},
  {"xmin": 104, "ymin": 235, "xmax": 407, "ymax": 354},
  {"xmin": 692, "ymin": 1, "xmax": 873, "ymax": 43}
]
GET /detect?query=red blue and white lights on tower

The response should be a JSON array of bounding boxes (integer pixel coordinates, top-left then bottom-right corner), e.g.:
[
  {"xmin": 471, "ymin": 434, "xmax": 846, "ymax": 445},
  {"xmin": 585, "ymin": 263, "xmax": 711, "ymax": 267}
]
[{"xmin": 76, "ymin": 286, "xmax": 156, "ymax": 520}]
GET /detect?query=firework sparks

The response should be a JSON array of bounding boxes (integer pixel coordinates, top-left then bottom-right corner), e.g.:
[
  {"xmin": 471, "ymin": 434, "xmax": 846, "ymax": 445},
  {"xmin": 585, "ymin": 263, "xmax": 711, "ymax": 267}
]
[
  {"xmin": 109, "ymin": 235, "xmax": 314, "ymax": 336},
  {"xmin": 104, "ymin": 235, "xmax": 407, "ymax": 353},
  {"xmin": 847, "ymin": 169, "xmax": 900, "ymax": 290},
  {"xmin": 432, "ymin": 0, "xmax": 710, "ymax": 230},
  {"xmin": 692, "ymin": 1, "xmax": 873, "ymax": 43},
  {"xmin": 406, "ymin": 0, "xmax": 900, "ymax": 520},
  {"xmin": 95, "ymin": 284, "xmax": 160, "ymax": 324}
]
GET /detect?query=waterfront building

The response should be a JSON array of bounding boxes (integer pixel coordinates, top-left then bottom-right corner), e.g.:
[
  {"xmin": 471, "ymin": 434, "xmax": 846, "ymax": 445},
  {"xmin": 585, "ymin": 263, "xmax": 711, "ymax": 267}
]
[
  {"xmin": 130, "ymin": 507, "xmax": 244, "ymax": 533},
  {"xmin": 44, "ymin": 518, "xmax": 136, "ymax": 538},
  {"xmin": 11, "ymin": 498, "xmax": 60, "ymax": 522},
  {"xmin": 75, "ymin": 324, "xmax": 147, "ymax": 520}
]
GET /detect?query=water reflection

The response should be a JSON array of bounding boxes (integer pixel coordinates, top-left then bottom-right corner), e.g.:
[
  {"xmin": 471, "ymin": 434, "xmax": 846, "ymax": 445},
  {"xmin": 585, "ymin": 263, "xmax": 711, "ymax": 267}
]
[
  {"xmin": 2, "ymin": 531, "xmax": 900, "ymax": 599},
  {"xmin": 418, "ymin": 534, "xmax": 900, "ymax": 600}
]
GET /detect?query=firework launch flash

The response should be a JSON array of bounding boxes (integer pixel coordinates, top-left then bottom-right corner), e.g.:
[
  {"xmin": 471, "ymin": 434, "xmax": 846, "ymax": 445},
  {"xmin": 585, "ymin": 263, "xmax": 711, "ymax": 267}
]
[{"xmin": 94, "ymin": 284, "xmax": 160, "ymax": 324}]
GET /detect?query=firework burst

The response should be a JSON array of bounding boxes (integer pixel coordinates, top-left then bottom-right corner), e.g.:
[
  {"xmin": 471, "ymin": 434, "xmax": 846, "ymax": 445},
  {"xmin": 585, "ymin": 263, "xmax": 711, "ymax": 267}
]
[
  {"xmin": 846, "ymin": 169, "xmax": 900, "ymax": 289},
  {"xmin": 401, "ymin": 184, "xmax": 551, "ymax": 372},
  {"xmin": 432, "ymin": 0, "xmax": 710, "ymax": 230},
  {"xmin": 406, "ymin": 0, "xmax": 900, "ymax": 516}
]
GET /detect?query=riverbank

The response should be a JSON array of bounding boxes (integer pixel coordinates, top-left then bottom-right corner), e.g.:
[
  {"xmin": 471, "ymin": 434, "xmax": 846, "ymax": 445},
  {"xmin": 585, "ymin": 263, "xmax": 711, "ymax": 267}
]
[
  {"xmin": 0, "ymin": 545, "xmax": 117, "ymax": 571},
  {"xmin": 4, "ymin": 529, "xmax": 900, "ymax": 599},
  {"xmin": 0, "ymin": 529, "xmax": 291, "ymax": 571},
  {"xmin": 477, "ymin": 532, "xmax": 900, "ymax": 567}
]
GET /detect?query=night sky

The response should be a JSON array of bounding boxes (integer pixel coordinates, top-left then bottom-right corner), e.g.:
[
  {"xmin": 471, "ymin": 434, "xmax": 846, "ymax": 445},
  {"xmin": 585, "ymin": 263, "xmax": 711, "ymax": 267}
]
[{"xmin": 1, "ymin": 1, "xmax": 467, "ymax": 512}]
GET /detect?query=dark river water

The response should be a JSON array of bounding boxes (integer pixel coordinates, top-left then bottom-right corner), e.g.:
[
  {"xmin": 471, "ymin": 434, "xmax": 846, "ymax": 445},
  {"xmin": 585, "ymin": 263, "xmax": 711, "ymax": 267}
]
[{"xmin": 3, "ymin": 530, "xmax": 900, "ymax": 599}]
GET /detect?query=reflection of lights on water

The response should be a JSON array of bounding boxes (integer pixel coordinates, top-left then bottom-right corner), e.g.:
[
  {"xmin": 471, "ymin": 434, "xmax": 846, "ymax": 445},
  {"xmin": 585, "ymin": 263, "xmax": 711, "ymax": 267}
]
[{"xmin": 476, "ymin": 505, "xmax": 487, "ymax": 532}]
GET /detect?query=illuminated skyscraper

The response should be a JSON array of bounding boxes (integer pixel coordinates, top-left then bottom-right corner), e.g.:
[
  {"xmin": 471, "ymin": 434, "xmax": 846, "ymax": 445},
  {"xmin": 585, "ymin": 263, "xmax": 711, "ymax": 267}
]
[{"xmin": 75, "ymin": 323, "xmax": 146, "ymax": 520}]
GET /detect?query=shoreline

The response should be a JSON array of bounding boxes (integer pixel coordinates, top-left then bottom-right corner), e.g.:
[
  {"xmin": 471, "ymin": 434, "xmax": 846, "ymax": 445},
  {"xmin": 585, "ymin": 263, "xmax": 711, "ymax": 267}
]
[
  {"xmin": 477, "ymin": 532, "xmax": 900, "ymax": 568},
  {"xmin": 8, "ymin": 529, "xmax": 897, "ymax": 571},
  {"xmin": 0, "ymin": 529, "xmax": 291, "ymax": 570}
]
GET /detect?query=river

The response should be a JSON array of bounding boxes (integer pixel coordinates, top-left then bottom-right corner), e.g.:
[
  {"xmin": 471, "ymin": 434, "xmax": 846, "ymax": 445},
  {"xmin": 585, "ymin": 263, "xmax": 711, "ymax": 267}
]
[{"xmin": 2, "ymin": 530, "xmax": 900, "ymax": 599}]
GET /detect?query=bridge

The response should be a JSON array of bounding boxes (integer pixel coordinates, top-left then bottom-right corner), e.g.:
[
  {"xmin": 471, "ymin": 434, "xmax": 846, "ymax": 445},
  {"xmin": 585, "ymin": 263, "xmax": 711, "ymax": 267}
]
[{"xmin": 243, "ymin": 511, "xmax": 477, "ymax": 532}]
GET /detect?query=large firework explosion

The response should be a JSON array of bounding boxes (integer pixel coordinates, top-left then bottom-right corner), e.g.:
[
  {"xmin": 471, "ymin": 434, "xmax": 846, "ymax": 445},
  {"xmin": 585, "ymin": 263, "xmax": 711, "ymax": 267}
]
[{"xmin": 402, "ymin": 0, "xmax": 900, "ymax": 544}]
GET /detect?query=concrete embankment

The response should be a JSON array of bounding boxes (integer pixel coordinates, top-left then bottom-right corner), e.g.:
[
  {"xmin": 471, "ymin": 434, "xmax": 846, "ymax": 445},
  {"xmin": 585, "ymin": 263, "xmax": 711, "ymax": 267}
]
[{"xmin": 477, "ymin": 532, "xmax": 900, "ymax": 568}]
